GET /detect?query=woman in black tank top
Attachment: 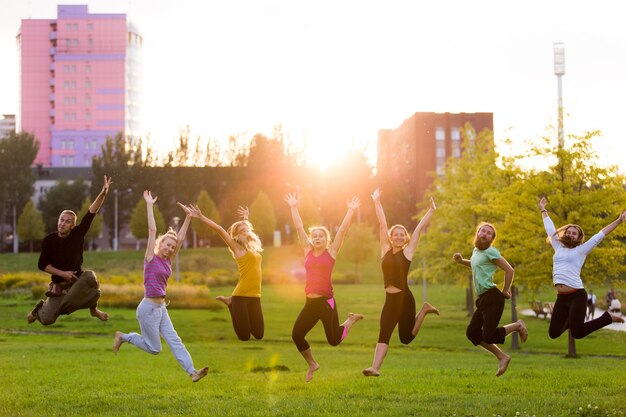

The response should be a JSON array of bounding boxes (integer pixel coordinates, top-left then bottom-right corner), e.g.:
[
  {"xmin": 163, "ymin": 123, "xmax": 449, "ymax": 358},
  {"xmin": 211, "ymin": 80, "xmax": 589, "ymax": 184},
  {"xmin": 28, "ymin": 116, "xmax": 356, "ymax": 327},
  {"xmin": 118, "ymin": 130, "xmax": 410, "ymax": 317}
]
[{"xmin": 362, "ymin": 188, "xmax": 440, "ymax": 377}]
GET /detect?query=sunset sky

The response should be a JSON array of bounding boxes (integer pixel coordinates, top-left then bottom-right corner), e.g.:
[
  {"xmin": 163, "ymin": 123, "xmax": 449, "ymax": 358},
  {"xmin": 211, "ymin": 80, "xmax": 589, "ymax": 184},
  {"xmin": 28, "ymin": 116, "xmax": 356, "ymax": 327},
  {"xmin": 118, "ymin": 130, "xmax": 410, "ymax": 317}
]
[{"xmin": 1, "ymin": 0, "xmax": 624, "ymax": 171}]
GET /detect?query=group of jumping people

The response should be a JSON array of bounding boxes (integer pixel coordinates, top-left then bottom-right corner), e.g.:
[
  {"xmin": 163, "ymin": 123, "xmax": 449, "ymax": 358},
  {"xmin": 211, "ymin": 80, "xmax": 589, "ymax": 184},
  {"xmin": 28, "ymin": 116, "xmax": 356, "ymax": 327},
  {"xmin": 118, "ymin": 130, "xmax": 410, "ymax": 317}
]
[{"xmin": 27, "ymin": 176, "xmax": 626, "ymax": 382}]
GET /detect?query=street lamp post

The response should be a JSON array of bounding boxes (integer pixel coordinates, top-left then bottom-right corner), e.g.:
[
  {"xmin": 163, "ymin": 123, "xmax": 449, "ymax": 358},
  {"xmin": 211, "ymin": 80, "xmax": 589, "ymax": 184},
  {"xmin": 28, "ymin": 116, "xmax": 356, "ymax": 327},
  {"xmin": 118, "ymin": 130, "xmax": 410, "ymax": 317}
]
[
  {"xmin": 113, "ymin": 189, "xmax": 119, "ymax": 251},
  {"xmin": 113, "ymin": 188, "xmax": 132, "ymax": 251},
  {"xmin": 553, "ymin": 42, "xmax": 566, "ymax": 149},
  {"xmin": 172, "ymin": 216, "xmax": 180, "ymax": 282}
]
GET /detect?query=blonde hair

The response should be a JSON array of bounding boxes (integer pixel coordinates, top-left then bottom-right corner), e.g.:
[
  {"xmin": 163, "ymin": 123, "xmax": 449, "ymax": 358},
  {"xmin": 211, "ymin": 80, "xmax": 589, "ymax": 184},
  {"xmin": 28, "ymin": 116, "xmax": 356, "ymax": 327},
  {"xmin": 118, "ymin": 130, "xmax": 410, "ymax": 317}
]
[
  {"xmin": 155, "ymin": 227, "xmax": 178, "ymax": 254},
  {"xmin": 228, "ymin": 220, "xmax": 263, "ymax": 255},
  {"xmin": 59, "ymin": 210, "xmax": 77, "ymax": 225},
  {"xmin": 308, "ymin": 226, "xmax": 332, "ymax": 248},
  {"xmin": 388, "ymin": 224, "xmax": 410, "ymax": 248}
]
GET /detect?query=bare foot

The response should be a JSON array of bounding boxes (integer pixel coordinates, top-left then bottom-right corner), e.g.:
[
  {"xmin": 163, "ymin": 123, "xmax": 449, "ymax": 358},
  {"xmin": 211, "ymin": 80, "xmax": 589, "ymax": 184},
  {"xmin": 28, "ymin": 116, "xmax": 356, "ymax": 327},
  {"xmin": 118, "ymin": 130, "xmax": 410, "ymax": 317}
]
[
  {"xmin": 421, "ymin": 302, "xmax": 440, "ymax": 316},
  {"xmin": 306, "ymin": 363, "xmax": 320, "ymax": 382},
  {"xmin": 496, "ymin": 355, "xmax": 511, "ymax": 377},
  {"xmin": 348, "ymin": 312, "xmax": 364, "ymax": 324},
  {"xmin": 517, "ymin": 320, "xmax": 528, "ymax": 342},
  {"xmin": 362, "ymin": 367, "xmax": 380, "ymax": 377},
  {"xmin": 610, "ymin": 314, "xmax": 625, "ymax": 323},
  {"xmin": 191, "ymin": 366, "xmax": 208, "ymax": 382},
  {"xmin": 113, "ymin": 331, "xmax": 124, "ymax": 354},
  {"xmin": 215, "ymin": 296, "xmax": 232, "ymax": 306},
  {"xmin": 90, "ymin": 308, "xmax": 109, "ymax": 321},
  {"xmin": 26, "ymin": 312, "xmax": 37, "ymax": 324}
]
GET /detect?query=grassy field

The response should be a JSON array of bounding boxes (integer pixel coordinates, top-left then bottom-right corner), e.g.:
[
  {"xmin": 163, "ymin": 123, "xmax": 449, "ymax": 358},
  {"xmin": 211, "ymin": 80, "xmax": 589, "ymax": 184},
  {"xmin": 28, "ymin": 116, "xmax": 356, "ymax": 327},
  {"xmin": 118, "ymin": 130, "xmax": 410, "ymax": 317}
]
[
  {"xmin": 1, "ymin": 248, "xmax": 625, "ymax": 416},
  {"xmin": 1, "ymin": 281, "xmax": 625, "ymax": 417}
]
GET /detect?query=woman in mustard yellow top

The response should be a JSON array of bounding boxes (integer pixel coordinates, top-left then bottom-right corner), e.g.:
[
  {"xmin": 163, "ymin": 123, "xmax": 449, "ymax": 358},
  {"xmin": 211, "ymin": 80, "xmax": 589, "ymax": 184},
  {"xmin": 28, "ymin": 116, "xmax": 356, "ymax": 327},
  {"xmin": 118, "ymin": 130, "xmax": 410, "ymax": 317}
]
[{"xmin": 188, "ymin": 205, "xmax": 264, "ymax": 341}]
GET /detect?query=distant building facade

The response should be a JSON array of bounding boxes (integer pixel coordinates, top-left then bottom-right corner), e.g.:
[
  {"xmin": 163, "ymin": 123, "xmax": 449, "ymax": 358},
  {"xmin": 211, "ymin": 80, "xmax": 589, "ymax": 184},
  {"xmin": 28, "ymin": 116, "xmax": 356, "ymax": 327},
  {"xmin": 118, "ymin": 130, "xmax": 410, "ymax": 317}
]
[
  {"xmin": 377, "ymin": 112, "xmax": 493, "ymax": 206},
  {"xmin": 17, "ymin": 4, "xmax": 142, "ymax": 168},
  {"xmin": 0, "ymin": 114, "xmax": 16, "ymax": 139}
]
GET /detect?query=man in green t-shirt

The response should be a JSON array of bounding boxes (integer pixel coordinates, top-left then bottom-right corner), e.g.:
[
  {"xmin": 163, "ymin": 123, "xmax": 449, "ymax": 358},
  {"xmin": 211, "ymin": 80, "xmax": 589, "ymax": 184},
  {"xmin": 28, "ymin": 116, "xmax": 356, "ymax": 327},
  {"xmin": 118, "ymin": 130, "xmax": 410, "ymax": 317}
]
[{"xmin": 453, "ymin": 222, "xmax": 528, "ymax": 377}]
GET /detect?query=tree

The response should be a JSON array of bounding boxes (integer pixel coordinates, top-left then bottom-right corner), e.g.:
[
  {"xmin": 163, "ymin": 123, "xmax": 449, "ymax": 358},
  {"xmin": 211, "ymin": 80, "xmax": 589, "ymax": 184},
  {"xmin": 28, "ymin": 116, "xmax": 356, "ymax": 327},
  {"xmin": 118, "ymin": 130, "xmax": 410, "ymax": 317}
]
[
  {"xmin": 0, "ymin": 131, "xmax": 39, "ymax": 252},
  {"xmin": 192, "ymin": 190, "xmax": 221, "ymax": 247},
  {"xmin": 341, "ymin": 222, "xmax": 377, "ymax": 279},
  {"xmin": 37, "ymin": 178, "xmax": 89, "ymax": 233},
  {"xmin": 16, "ymin": 201, "xmax": 45, "ymax": 252},
  {"xmin": 420, "ymin": 125, "xmax": 505, "ymax": 315},
  {"xmin": 249, "ymin": 191, "xmax": 277, "ymax": 244},
  {"xmin": 77, "ymin": 198, "xmax": 104, "ymax": 250},
  {"xmin": 130, "ymin": 197, "xmax": 166, "ymax": 246},
  {"xmin": 91, "ymin": 133, "xmax": 140, "ymax": 248}
]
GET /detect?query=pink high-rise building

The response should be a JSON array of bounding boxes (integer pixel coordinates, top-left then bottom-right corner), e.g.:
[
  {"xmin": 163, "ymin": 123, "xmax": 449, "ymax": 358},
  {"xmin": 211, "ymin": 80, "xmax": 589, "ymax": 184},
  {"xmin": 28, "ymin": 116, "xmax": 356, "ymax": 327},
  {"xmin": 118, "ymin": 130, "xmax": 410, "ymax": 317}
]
[{"xmin": 17, "ymin": 5, "xmax": 141, "ymax": 167}]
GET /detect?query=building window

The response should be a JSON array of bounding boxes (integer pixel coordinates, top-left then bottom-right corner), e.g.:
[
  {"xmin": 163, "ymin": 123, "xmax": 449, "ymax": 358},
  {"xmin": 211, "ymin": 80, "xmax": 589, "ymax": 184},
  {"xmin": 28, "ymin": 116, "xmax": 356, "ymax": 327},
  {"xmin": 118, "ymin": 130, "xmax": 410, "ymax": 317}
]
[
  {"xmin": 85, "ymin": 95, "xmax": 91, "ymax": 105},
  {"xmin": 85, "ymin": 64, "xmax": 91, "ymax": 73},
  {"xmin": 88, "ymin": 38, "xmax": 93, "ymax": 47},
  {"xmin": 66, "ymin": 39, "xmax": 71, "ymax": 47},
  {"xmin": 73, "ymin": 39, "xmax": 79, "ymax": 46},
  {"xmin": 451, "ymin": 127, "xmax": 461, "ymax": 158},
  {"xmin": 88, "ymin": 23, "xmax": 93, "ymax": 31},
  {"xmin": 73, "ymin": 24, "xmax": 78, "ymax": 31},
  {"xmin": 86, "ymin": 112, "xmax": 91, "ymax": 121},
  {"xmin": 436, "ymin": 127, "xmax": 445, "ymax": 141},
  {"xmin": 85, "ymin": 79, "xmax": 91, "ymax": 88},
  {"xmin": 92, "ymin": 139, "xmax": 98, "ymax": 149},
  {"xmin": 66, "ymin": 24, "xmax": 71, "ymax": 31}
]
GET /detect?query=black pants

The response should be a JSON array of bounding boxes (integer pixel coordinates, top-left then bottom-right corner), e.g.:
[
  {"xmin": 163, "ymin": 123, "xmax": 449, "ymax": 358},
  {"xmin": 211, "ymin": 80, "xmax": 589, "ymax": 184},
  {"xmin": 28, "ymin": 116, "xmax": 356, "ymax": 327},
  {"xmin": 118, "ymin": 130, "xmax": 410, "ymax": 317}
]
[
  {"xmin": 292, "ymin": 297, "xmax": 345, "ymax": 352},
  {"xmin": 229, "ymin": 296, "xmax": 264, "ymax": 341},
  {"xmin": 378, "ymin": 289, "xmax": 417, "ymax": 345},
  {"xmin": 549, "ymin": 289, "xmax": 612, "ymax": 339},
  {"xmin": 466, "ymin": 287, "xmax": 506, "ymax": 346}
]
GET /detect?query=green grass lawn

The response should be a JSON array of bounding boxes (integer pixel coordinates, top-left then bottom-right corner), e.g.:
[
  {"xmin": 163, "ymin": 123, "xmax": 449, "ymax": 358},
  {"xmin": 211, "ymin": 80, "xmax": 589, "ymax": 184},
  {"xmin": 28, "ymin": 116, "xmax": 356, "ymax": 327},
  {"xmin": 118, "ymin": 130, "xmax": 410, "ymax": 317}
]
[{"xmin": 1, "ymin": 280, "xmax": 625, "ymax": 417}]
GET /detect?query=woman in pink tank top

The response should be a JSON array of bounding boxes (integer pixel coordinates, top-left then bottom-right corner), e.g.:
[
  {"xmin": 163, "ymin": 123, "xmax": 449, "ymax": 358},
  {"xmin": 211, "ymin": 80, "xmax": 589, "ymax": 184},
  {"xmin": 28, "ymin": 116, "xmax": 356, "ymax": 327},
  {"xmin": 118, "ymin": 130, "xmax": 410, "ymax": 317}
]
[{"xmin": 285, "ymin": 192, "xmax": 364, "ymax": 382}]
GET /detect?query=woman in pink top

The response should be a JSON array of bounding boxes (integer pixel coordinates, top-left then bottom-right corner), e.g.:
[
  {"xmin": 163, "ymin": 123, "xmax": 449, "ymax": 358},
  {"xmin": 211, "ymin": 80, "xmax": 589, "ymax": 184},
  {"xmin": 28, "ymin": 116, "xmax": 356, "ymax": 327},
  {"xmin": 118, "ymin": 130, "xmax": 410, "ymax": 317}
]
[
  {"xmin": 113, "ymin": 191, "xmax": 208, "ymax": 383},
  {"xmin": 285, "ymin": 192, "xmax": 364, "ymax": 382}
]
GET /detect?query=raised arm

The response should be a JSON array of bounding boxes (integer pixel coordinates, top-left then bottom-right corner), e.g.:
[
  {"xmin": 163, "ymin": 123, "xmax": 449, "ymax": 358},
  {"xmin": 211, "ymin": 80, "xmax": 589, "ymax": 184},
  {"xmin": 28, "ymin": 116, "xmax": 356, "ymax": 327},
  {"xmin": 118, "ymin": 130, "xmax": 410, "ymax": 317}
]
[
  {"xmin": 493, "ymin": 256, "xmax": 515, "ymax": 299},
  {"xmin": 285, "ymin": 193, "xmax": 311, "ymax": 250},
  {"xmin": 452, "ymin": 253, "xmax": 471, "ymax": 268},
  {"xmin": 372, "ymin": 188, "xmax": 390, "ymax": 255},
  {"xmin": 173, "ymin": 206, "xmax": 192, "ymax": 257},
  {"xmin": 538, "ymin": 196, "xmax": 559, "ymax": 249},
  {"xmin": 144, "ymin": 190, "xmax": 158, "ymax": 262},
  {"xmin": 404, "ymin": 197, "xmax": 436, "ymax": 257},
  {"xmin": 329, "ymin": 196, "xmax": 361, "ymax": 257},
  {"xmin": 183, "ymin": 203, "xmax": 245, "ymax": 257},
  {"xmin": 89, "ymin": 175, "xmax": 112, "ymax": 214},
  {"xmin": 600, "ymin": 210, "xmax": 626, "ymax": 237}
]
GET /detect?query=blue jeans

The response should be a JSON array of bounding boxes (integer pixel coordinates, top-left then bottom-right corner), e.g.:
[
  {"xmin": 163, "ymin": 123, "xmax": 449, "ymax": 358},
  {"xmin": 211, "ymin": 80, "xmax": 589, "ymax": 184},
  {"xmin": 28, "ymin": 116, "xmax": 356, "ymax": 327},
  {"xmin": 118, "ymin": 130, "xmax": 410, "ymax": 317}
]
[{"xmin": 122, "ymin": 298, "xmax": 196, "ymax": 375}]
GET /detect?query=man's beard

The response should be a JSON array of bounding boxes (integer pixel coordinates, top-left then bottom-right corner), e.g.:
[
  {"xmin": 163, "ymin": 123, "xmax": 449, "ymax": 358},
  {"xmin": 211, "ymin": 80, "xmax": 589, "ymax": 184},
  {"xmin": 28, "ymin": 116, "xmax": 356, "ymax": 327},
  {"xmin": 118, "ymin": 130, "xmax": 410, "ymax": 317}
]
[{"xmin": 474, "ymin": 237, "xmax": 492, "ymax": 251}]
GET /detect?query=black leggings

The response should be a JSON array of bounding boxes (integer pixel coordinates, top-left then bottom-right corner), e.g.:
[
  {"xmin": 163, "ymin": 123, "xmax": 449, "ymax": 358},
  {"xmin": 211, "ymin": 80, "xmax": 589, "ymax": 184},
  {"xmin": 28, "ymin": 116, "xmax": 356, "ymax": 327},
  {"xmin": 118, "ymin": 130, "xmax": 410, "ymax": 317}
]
[
  {"xmin": 549, "ymin": 289, "xmax": 612, "ymax": 339},
  {"xmin": 466, "ymin": 287, "xmax": 506, "ymax": 346},
  {"xmin": 292, "ymin": 297, "xmax": 345, "ymax": 352},
  {"xmin": 378, "ymin": 289, "xmax": 417, "ymax": 345},
  {"xmin": 229, "ymin": 296, "xmax": 264, "ymax": 341}
]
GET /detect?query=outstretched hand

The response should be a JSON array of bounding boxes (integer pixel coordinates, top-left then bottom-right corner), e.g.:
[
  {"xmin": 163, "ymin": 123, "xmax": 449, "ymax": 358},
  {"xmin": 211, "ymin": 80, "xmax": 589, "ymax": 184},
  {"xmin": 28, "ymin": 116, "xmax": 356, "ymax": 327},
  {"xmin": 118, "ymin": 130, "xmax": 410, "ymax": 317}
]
[
  {"xmin": 102, "ymin": 175, "xmax": 112, "ymax": 194},
  {"xmin": 452, "ymin": 253, "xmax": 463, "ymax": 263},
  {"xmin": 179, "ymin": 203, "xmax": 202, "ymax": 218},
  {"xmin": 619, "ymin": 210, "xmax": 626, "ymax": 223},
  {"xmin": 143, "ymin": 190, "xmax": 157, "ymax": 204},
  {"xmin": 347, "ymin": 196, "xmax": 361, "ymax": 210},
  {"xmin": 237, "ymin": 206, "xmax": 249, "ymax": 220},
  {"xmin": 502, "ymin": 289, "xmax": 512, "ymax": 299},
  {"xmin": 371, "ymin": 188, "xmax": 382, "ymax": 201},
  {"xmin": 284, "ymin": 193, "xmax": 298, "ymax": 207},
  {"xmin": 538, "ymin": 196, "xmax": 547, "ymax": 211}
]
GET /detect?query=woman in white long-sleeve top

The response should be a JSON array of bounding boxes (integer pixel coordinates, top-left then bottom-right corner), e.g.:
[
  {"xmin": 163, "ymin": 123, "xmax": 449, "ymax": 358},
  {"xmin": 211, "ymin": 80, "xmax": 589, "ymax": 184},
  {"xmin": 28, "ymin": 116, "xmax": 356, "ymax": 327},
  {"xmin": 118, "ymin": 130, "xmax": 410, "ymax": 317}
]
[{"xmin": 538, "ymin": 196, "xmax": 625, "ymax": 340}]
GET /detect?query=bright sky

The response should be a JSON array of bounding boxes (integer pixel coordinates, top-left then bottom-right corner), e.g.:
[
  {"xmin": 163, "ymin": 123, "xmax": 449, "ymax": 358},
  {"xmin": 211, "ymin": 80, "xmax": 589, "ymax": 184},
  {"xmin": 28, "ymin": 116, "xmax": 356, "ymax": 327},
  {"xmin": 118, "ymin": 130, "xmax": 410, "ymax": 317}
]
[{"xmin": 1, "ymin": 0, "xmax": 624, "ymax": 171}]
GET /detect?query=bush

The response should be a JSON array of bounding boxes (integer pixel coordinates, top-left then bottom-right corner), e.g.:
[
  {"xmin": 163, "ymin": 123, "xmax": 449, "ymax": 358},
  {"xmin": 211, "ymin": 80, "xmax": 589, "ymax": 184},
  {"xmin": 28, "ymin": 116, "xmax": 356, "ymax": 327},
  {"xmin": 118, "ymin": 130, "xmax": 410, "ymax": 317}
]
[{"xmin": 98, "ymin": 284, "xmax": 221, "ymax": 310}]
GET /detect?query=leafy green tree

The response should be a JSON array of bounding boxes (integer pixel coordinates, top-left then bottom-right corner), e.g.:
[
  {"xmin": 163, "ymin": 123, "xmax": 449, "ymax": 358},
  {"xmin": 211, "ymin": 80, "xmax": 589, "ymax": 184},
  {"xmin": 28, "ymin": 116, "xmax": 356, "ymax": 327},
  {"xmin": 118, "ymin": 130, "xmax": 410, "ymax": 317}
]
[
  {"xmin": 38, "ymin": 178, "xmax": 89, "ymax": 233},
  {"xmin": 249, "ymin": 191, "xmax": 277, "ymax": 244},
  {"xmin": 192, "ymin": 190, "xmax": 221, "ymax": 247},
  {"xmin": 298, "ymin": 191, "xmax": 321, "ymax": 228},
  {"xmin": 341, "ymin": 222, "xmax": 377, "ymax": 278},
  {"xmin": 130, "ymin": 197, "xmax": 166, "ymax": 246},
  {"xmin": 91, "ymin": 133, "xmax": 140, "ymax": 248},
  {"xmin": 0, "ymin": 131, "xmax": 39, "ymax": 252},
  {"xmin": 77, "ymin": 198, "xmax": 104, "ymax": 250},
  {"xmin": 16, "ymin": 200, "xmax": 45, "ymax": 252}
]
